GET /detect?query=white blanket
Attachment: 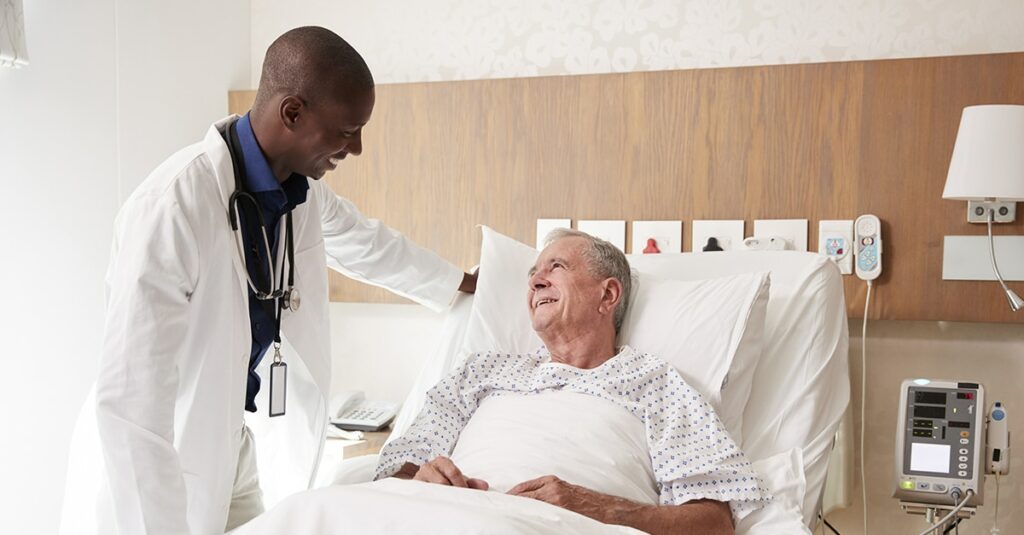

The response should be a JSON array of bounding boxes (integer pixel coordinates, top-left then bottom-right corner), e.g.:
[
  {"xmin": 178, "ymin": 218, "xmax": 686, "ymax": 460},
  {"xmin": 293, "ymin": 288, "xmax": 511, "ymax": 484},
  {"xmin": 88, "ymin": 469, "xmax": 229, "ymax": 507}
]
[
  {"xmin": 450, "ymin": 391, "xmax": 658, "ymax": 505},
  {"xmin": 231, "ymin": 479, "xmax": 644, "ymax": 535}
]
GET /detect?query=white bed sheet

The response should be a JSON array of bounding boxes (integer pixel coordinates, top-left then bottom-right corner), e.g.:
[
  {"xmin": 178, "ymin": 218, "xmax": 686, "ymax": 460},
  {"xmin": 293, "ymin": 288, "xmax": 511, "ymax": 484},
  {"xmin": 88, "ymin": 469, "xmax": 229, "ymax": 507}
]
[
  {"xmin": 232, "ymin": 479, "xmax": 644, "ymax": 535},
  {"xmin": 325, "ymin": 251, "xmax": 848, "ymax": 532}
]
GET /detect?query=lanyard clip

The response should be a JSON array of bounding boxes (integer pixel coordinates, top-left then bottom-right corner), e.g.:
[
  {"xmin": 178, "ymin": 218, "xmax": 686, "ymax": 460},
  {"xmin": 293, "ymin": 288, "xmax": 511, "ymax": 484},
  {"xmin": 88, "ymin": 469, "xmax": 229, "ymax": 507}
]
[{"xmin": 273, "ymin": 342, "xmax": 283, "ymax": 364}]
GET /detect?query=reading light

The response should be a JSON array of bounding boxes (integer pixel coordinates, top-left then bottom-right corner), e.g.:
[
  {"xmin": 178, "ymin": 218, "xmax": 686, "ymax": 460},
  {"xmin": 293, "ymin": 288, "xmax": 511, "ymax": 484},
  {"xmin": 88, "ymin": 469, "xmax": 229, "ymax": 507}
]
[{"xmin": 943, "ymin": 105, "xmax": 1024, "ymax": 311}]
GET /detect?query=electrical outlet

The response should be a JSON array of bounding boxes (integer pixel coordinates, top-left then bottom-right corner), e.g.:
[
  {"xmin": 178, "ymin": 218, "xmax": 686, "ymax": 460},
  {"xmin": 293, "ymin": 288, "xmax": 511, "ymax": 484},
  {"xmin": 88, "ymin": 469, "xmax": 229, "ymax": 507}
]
[
  {"xmin": 819, "ymin": 220, "xmax": 854, "ymax": 275},
  {"xmin": 692, "ymin": 220, "xmax": 744, "ymax": 252},
  {"xmin": 631, "ymin": 221, "xmax": 682, "ymax": 254},
  {"xmin": 752, "ymin": 219, "xmax": 808, "ymax": 251},
  {"xmin": 578, "ymin": 220, "xmax": 626, "ymax": 252},
  {"xmin": 966, "ymin": 201, "xmax": 1016, "ymax": 223}
]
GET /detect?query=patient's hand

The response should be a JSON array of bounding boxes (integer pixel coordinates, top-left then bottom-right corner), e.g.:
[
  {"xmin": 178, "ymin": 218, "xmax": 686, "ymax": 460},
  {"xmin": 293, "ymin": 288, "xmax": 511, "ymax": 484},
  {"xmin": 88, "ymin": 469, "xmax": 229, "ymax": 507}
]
[
  {"xmin": 508, "ymin": 475, "xmax": 734, "ymax": 535},
  {"xmin": 507, "ymin": 475, "xmax": 610, "ymax": 520},
  {"xmin": 403, "ymin": 456, "xmax": 489, "ymax": 490}
]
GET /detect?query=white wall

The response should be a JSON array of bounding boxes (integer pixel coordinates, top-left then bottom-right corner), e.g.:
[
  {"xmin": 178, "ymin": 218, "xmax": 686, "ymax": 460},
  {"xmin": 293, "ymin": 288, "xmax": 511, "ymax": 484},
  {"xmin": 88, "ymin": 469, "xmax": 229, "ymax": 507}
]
[
  {"xmin": 0, "ymin": 1, "xmax": 249, "ymax": 532},
  {"xmin": 114, "ymin": 1, "xmax": 251, "ymax": 200},
  {"xmin": 251, "ymin": 0, "xmax": 1024, "ymax": 85},
  {"xmin": 329, "ymin": 303, "xmax": 446, "ymax": 404}
]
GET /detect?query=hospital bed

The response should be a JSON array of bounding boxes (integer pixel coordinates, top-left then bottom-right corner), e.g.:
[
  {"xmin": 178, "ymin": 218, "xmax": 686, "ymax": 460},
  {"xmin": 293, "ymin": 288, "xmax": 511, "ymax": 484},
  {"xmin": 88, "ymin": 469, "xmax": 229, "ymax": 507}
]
[{"xmin": 237, "ymin": 241, "xmax": 850, "ymax": 534}]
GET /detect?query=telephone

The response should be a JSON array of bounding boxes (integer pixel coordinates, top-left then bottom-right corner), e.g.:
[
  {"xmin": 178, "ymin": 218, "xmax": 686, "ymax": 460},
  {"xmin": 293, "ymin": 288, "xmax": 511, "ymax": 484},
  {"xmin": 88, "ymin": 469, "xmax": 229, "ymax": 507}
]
[{"xmin": 329, "ymin": 391, "xmax": 397, "ymax": 432}]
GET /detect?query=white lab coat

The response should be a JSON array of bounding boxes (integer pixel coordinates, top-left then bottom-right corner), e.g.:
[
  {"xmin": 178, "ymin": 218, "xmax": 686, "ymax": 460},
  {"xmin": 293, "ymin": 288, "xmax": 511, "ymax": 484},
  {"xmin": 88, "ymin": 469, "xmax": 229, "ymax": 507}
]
[{"xmin": 60, "ymin": 116, "xmax": 463, "ymax": 535}]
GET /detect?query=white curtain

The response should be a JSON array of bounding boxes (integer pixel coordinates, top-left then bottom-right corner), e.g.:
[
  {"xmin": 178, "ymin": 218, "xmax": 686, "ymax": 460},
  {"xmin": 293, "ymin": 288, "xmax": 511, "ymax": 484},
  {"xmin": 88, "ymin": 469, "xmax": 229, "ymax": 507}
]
[{"xmin": 0, "ymin": 0, "xmax": 28, "ymax": 68}]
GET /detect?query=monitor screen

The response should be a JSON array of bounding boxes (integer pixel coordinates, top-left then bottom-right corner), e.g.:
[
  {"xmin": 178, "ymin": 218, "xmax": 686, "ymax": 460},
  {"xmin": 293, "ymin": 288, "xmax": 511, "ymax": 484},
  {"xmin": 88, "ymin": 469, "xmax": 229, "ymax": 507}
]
[
  {"xmin": 910, "ymin": 443, "xmax": 950, "ymax": 474},
  {"xmin": 914, "ymin": 405, "xmax": 945, "ymax": 419},
  {"xmin": 915, "ymin": 391, "xmax": 947, "ymax": 405}
]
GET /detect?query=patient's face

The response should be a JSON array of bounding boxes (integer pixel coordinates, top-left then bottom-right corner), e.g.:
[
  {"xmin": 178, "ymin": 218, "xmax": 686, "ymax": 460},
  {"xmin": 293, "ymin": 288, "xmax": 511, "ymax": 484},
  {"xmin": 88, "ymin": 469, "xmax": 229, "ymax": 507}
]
[{"xmin": 527, "ymin": 237, "xmax": 606, "ymax": 336}]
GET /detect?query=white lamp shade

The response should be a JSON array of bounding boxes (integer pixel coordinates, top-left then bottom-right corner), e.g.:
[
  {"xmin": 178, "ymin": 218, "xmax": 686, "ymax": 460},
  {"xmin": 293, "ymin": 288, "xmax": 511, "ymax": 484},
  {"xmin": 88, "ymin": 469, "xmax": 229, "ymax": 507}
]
[{"xmin": 943, "ymin": 105, "xmax": 1024, "ymax": 201}]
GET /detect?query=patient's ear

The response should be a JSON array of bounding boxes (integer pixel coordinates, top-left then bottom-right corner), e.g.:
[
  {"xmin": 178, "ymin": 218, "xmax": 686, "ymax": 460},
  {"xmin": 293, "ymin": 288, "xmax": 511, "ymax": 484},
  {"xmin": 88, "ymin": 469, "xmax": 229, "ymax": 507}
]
[{"xmin": 598, "ymin": 277, "xmax": 623, "ymax": 316}]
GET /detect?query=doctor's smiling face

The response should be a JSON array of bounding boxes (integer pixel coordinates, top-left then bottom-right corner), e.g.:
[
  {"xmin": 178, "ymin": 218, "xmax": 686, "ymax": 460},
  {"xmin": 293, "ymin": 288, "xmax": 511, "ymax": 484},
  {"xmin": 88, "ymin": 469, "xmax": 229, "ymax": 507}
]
[
  {"xmin": 527, "ymin": 236, "xmax": 622, "ymax": 342},
  {"xmin": 283, "ymin": 86, "xmax": 375, "ymax": 180},
  {"xmin": 250, "ymin": 26, "xmax": 377, "ymax": 183}
]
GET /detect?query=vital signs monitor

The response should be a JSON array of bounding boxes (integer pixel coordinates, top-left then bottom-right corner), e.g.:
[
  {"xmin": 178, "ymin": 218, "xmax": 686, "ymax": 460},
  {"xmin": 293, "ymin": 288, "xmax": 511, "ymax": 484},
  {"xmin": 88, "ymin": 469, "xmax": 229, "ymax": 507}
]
[{"xmin": 893, "ymin": 379, "xmax": 985, "ymax": 507}]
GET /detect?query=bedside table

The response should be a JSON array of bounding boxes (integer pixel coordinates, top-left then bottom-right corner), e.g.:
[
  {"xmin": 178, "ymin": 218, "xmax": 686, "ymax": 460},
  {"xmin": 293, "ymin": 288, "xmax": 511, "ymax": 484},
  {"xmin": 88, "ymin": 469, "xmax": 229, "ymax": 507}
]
[
  {"xmin": 330, "ymin": 428, "xmax": 392, "ymax": 459},
  {"xmin": 315, "ymin": 427, "xmax": 392, "ymax": 487}
]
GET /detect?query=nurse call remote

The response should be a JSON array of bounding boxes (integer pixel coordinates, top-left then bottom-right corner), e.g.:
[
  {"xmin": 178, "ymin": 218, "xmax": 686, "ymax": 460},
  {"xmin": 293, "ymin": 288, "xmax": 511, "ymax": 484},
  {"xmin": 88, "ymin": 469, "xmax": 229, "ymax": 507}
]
[{"xmin": 855, "ymin": 214, "xmax": 882, "ymax": 280}]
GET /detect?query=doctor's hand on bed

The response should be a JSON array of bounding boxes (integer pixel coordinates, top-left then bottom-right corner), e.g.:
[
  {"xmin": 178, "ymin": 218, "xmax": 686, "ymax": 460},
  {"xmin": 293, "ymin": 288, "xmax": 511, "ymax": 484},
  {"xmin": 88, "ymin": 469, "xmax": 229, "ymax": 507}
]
[
  {"xmin": 394, "ymin": 456, "xmax": 489, "ymax": 490},
  {"xmin": 458, "ymin": 271, "xmax": 477, "ymax": 293},
  {"xmin": 508, "ymin": 475, "xmax": 734, "ymax": 535}
]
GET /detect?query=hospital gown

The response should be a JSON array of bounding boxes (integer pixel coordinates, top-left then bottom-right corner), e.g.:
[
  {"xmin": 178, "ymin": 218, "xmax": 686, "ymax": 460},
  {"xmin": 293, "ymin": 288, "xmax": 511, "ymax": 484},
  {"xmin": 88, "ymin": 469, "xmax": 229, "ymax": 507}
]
[{"xmin": 375, "ymin": 346, "xmax": 772, "ymax": 519}]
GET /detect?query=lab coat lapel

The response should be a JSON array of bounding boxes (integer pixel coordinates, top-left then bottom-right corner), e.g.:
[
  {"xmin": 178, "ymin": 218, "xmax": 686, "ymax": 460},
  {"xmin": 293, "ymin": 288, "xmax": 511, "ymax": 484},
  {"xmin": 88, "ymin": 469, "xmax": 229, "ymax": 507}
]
[{"xmin": 204, "ymin": 116, "xmax": 250, "ymax": 302}]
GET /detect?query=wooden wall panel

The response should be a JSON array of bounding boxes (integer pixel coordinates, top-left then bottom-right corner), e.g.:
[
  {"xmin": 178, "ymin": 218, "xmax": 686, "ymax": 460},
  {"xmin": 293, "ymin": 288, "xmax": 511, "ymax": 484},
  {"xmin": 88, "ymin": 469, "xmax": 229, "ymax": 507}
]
[{"xmin": 229, "ymin": 52, "xmax": 1024, "ymax": 323}]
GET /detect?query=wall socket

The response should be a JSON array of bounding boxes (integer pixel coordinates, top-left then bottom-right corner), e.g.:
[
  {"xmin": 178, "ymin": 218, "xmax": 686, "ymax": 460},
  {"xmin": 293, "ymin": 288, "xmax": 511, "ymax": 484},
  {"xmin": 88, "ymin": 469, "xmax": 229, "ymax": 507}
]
[
  {"xmin": 819, "ymin": 220, "xmax": 854, "ymax": 275},
  {"xmin": 753, "ymin": 219, "xmax": 808, "ymax": 251},
  {"xmin": 631, "ymin": 221, "xmax": 682, "ymax": 254},
  {"xmin": 692, "ymin": 220, "xmax": 745, "ymax": 252},
  {"xmin": 966, "ymin": 201, "xmax": 1016, "ymax": 223}
]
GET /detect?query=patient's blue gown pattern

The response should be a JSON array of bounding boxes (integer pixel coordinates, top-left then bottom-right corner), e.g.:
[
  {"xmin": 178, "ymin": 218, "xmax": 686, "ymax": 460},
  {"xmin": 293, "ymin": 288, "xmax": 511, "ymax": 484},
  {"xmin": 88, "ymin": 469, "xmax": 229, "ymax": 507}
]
[{"xmin": 375, "ymin": 346, "xmax": 771, "ymax": 519}]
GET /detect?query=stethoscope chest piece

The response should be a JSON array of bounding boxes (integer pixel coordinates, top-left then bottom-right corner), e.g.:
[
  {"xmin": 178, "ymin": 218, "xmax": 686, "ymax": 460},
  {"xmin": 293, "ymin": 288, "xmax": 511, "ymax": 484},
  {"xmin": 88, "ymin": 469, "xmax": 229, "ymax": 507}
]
[{"xmin": 283, "ymin": 287, "xmax": 301, "ymax": 311}]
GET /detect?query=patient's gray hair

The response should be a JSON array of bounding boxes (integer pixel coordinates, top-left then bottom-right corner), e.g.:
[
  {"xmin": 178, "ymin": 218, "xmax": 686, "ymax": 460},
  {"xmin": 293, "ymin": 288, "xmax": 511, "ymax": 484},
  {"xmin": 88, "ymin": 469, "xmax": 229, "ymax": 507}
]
[{"xmin": 544, "ymin": 228, "xmax": 634, "ymax": 334}]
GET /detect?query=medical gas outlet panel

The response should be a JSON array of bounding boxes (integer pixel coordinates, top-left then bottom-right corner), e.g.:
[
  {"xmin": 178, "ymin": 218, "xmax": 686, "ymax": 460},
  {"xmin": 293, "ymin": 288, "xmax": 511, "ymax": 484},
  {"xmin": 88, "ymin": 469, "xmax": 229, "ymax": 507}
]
[{"xmin": 894, "ymin": 380, "xmax": 985, "ymax": 507}]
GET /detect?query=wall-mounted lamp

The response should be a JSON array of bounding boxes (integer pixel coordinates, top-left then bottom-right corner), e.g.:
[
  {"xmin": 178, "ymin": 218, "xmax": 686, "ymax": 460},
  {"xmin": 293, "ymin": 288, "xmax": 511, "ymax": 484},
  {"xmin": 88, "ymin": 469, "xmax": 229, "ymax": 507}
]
[{"xmin": 943, "ymin": 105, "xmax": 1024, "ymax": 311}]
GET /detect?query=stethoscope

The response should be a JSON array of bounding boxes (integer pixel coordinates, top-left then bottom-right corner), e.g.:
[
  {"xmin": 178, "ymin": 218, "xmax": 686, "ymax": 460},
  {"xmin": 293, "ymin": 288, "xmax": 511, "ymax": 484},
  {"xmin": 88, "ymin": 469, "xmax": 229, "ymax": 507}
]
[{"xmin": 223, "ymin": 119, "xmax": 301, "ymax": 313}]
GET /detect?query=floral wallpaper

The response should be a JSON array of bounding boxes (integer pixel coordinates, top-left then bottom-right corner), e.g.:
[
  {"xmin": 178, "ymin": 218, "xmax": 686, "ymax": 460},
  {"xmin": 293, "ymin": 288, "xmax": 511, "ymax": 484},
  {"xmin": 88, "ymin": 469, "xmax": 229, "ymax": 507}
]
[
  {"xmin": 0, "ymin": 0, "xmax": 28, "ymax": 68},
  {"xmin": 251, "ymin": 0, "xmax": 1024, "ymax": 84}
]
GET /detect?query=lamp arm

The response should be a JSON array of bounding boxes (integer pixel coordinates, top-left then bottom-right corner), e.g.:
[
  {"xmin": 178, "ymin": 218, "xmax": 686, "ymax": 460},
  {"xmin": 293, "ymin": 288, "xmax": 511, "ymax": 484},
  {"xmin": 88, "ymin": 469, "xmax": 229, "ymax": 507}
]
[{"xmin": 986, "ymin": 209, "xmax": 1024, "ymax": 312}]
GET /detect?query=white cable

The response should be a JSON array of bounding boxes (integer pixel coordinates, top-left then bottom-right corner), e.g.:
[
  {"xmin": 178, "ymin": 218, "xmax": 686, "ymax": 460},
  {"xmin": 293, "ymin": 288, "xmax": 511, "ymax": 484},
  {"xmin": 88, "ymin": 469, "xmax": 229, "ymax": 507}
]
[
  {"xmin": 986, "ymin": 209, "xmax": 1023, "ymax": 311},
  {"xmin": 991, "ymin": 472, "xmax": 1000, "ymax": 534},
  {"xmin": 860, "ymin": 280, "xmax": 873, "ymax": 535},
  {"xmin": 914, "ymin": 489, "xmax": 975, "ymax": 535}
]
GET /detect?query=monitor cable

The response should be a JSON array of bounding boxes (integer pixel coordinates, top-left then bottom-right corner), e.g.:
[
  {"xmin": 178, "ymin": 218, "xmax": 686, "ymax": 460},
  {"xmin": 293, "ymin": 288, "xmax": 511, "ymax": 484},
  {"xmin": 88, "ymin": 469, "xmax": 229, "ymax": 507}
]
[
  {"xmin": 860, "ymin": 280, "xmax": 873, "ymax": 535},
  {"xmin": 818, "ymin": 512, "xmax": 842, "ymax": 535},
  {"xmin": 990, "ymin": 472, "xmax": 1001, "ymax": 534},
  {"xmin": 915, "ymin": 488, "xmax": 974, "ymax": 535}
]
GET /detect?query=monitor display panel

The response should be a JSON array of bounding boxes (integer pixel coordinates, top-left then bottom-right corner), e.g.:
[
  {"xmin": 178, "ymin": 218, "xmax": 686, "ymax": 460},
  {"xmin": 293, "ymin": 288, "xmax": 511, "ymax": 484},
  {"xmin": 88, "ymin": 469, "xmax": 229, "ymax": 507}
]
[{"xmin": 910, "ymin": 443, "xmax": 951, "ymax": 474}]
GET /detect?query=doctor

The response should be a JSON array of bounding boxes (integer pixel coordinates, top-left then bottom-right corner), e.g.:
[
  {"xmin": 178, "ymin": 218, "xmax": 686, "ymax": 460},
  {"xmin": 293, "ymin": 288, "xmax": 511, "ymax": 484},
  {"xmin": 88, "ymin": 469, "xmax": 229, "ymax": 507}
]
[{"xmin": 61, "ymin": 26, "xmax": 474, "ymax": 535}]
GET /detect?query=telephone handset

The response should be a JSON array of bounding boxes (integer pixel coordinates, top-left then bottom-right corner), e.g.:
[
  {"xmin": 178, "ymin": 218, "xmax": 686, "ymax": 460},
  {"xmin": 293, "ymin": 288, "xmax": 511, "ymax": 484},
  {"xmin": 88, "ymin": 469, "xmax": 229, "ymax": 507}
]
[{"xmin": 330, "ymin": 391, "xmax": 397, "ymax": 432}]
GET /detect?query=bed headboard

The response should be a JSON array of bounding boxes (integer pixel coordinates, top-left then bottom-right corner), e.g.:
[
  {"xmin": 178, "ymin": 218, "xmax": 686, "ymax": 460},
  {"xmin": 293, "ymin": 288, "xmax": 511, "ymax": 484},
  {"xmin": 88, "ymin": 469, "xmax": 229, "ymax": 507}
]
[{"xmin": 229, "ymin": 51, "xmax": 1024, "ymax": 323}]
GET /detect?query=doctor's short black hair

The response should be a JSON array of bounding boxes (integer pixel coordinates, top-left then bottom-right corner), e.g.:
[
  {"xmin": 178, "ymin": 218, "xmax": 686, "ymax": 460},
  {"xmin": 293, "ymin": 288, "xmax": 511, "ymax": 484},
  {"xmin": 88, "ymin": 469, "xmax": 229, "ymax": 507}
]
[{"xmin": 255, "ymin": 26, "xmax": 374, "ymax": 110}]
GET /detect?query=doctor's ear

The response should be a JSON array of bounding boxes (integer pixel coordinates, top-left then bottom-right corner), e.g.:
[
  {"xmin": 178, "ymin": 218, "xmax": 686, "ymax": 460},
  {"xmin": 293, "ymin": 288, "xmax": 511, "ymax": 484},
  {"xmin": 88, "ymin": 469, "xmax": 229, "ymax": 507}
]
[{"xmin": 279, "ymin": 95, "xmax": 305, "ymax": 130}]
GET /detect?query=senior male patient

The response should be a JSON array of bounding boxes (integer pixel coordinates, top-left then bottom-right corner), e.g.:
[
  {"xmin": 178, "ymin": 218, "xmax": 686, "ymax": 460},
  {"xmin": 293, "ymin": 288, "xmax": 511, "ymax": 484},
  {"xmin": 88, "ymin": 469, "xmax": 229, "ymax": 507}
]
[{"xmin": 374, "ymin": 229, "xmax": 771, "ymax": 534}]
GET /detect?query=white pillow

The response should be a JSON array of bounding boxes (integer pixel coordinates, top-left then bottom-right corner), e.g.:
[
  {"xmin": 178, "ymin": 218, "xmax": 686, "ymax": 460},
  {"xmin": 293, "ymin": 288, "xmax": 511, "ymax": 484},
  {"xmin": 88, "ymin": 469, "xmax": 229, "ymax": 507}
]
[
  {"xmin": 619, "ymin": 273, "xmax": 769, "ymax": 443},
  {"xmin": 463, "ymin": 228, "xmax": 542, "ymax": 355},
  {"xmin": 464, "ymin": 226, "xmax": 769, "ymax": 442}
]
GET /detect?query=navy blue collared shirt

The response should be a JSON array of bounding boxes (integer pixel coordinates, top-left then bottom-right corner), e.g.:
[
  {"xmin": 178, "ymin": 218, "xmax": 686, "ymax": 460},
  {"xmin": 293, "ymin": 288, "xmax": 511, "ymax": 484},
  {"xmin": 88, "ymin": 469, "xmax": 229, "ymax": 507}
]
[{"xmin": 234, "ymin": 112, "xmax": 310, "ymax": 412}]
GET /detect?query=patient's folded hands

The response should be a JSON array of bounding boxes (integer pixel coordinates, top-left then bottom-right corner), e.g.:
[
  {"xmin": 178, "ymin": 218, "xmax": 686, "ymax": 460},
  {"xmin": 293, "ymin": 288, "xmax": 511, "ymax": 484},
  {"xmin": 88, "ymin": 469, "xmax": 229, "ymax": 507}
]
[
  {"xmin": 507, "ymin": 474, "xmax": 735, "ymax": 535},
  {"xmin": 396, "ymin": 456, "xmax": 489, "ymax": 490},
  {"xmin": 507, "ymin": 475, "xmax": 615, "ymax": 521}
]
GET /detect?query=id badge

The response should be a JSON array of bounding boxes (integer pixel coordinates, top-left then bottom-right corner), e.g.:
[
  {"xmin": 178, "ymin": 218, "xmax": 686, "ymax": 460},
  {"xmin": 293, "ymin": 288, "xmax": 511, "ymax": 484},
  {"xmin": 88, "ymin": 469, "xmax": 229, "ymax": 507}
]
[{"xmin": 269, "ymin": 361, "xmax": 287, "ymax": 417}]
